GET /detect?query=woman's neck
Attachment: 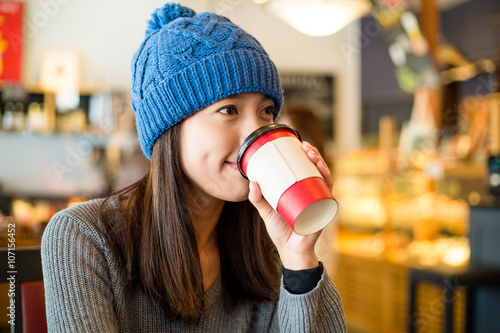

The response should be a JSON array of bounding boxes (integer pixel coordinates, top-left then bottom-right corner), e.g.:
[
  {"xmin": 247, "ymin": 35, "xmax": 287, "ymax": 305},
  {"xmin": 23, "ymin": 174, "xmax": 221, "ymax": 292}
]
[
  {"xmin": 188, "ymin": 193, "xmax": 224, "ymax": 251},
  {"xmin": 187, "ymin": 194, "xmax": 224, "ymax": 291}
]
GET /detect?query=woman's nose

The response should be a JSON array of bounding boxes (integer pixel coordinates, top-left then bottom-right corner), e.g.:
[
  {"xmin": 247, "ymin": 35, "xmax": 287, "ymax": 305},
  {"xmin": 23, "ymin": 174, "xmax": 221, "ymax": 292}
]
[{"xmin": 239, "ymin": 116, "xmax": 267, "ymax": 145}]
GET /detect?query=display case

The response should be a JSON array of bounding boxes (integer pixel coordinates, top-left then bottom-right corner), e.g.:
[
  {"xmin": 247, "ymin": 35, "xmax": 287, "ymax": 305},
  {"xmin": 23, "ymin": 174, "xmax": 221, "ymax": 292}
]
[
  {"xmin": 331, "ymin": 148, "xmax": 482, "ymax": 332},
  {"xmin": 334, "ymin": 147, "xmax": 473, "ymax": 266},
  {"xmin": 0, "ymin": 85, "xmax": 143, "ymax": 248}
]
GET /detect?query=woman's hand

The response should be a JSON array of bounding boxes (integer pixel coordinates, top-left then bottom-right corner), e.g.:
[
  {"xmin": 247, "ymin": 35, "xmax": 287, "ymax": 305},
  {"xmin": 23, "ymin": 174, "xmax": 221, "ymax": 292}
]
[{"xmin": 248, "ymin": 141, "xmax": 333, "ymax": 271}]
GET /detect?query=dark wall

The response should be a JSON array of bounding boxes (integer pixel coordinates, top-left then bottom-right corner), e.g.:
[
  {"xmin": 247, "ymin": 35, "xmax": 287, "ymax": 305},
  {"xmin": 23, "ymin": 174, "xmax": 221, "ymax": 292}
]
[
  {"xmin": 361, "ymin": 14, "xmax": 413, "ymax": 135},
  {"xmin": 441, "ymin": 0, "xmax": 500, "ymax": 62}
]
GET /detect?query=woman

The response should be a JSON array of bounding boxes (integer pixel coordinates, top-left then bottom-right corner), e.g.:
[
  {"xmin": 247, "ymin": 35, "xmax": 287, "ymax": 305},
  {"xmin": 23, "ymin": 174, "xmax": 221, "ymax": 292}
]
[{"xmin": 41, "ymin": 3, "xmax": 346, "ymax": 332}]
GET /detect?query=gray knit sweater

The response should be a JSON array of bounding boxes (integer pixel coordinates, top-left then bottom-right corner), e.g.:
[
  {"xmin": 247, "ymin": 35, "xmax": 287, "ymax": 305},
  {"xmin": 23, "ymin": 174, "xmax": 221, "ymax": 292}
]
[{"xmin": 41, "ymin": 199, "xmax": 346, "ymax": 332}]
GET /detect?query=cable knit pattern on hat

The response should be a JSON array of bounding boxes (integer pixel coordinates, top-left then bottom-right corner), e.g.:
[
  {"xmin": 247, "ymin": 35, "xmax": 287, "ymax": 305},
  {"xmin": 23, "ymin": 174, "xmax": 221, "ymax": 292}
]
[{"xmin": 131, "ymin": 3, "xmax": 283, "ymax": 159}]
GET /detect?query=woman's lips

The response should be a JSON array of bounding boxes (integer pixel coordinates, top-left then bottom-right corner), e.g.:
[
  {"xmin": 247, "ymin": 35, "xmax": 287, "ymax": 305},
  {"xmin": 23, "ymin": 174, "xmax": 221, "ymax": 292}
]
[{"xmin": 225, "ymin": 161, "xmax": 238, "ymax": 170}]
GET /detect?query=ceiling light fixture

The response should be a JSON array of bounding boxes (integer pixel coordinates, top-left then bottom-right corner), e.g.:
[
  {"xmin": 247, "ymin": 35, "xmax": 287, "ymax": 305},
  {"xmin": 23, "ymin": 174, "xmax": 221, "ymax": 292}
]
[{"xmin": 266, "ymin": 0, "xmax": 372, "ymax": 37}]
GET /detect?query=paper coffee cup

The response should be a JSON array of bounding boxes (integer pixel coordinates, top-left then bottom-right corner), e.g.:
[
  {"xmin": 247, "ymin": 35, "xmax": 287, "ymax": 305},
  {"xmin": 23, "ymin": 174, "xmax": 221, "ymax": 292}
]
[{"xmin": 237, "ymin": 124, "xmax": 338, "ymax": 235}]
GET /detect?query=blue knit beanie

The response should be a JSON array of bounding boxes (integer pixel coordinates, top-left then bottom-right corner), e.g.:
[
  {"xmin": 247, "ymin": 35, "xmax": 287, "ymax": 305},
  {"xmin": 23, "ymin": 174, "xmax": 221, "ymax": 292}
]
[{"xmin": 131, "ymin": 3, "xmax": 283, "ymax": 159}]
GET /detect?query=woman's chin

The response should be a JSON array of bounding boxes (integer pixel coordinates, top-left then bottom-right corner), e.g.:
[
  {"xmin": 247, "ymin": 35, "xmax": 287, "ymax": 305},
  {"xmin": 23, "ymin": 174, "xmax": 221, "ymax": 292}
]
[
  {"xmin": 219, "ymin": 186, "xmax": 250, "ymax": 202},
  {"xmin": 225, "ymin": 190, "xmax": 250, "ymax": 203}
]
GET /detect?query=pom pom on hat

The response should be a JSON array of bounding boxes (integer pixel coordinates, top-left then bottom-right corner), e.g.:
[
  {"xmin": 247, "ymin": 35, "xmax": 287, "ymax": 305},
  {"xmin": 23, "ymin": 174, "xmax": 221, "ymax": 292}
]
[
  {"xmin": 145, "ymin": 3, "xmax": 196, "ymax": 37},
  {"xmin": 131, "ymin": 3, "xmax": 283, "ymax": 160}
]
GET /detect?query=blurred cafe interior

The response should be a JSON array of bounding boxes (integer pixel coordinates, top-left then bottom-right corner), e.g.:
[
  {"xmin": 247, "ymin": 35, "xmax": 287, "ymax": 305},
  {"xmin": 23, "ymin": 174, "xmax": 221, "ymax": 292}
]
[{"xmin": 1, "ymin": 0, "xmax": 500, "ymax": 332}]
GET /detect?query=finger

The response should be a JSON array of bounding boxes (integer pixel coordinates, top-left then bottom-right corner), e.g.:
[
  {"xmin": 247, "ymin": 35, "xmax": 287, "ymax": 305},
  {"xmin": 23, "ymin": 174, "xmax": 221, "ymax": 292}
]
[
  {"xmin": 249, "ymin": 182, "xmax": 294, "ymax": 247},
  {"xmin": 301, "ymin": 141, "xmax": 318, "ymax": 154},
  {"xmin": 248, "ymin": 181, "xmax": 278, "ymax": 223},
  {"xmin": 302, "ymin": 142, "xmax": 333, "ymax": 190}
]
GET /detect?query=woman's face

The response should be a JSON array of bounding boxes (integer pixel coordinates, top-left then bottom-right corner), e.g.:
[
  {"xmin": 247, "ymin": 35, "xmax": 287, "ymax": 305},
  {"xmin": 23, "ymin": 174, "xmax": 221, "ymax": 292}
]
[{"xmin": 179, "ymin": 92, "xmax": 275, "ymax": 203}]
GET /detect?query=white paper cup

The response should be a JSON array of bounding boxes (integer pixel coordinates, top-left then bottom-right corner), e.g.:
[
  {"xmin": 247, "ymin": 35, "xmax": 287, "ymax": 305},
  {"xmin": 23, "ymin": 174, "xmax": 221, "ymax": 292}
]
[{"xmin": 237, "ymin": 124, "xmax": 338, "ymax": 235}]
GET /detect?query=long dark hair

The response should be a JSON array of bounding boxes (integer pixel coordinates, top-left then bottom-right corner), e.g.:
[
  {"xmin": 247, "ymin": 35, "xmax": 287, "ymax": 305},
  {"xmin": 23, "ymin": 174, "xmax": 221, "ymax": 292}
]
[{"xmin": 99, "ymin": 124, "xmax": 280, "ymax": 321}]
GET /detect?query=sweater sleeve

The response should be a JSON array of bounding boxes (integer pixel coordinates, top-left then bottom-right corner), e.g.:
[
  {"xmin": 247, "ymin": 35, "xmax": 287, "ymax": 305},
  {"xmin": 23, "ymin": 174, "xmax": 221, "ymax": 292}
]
[
  {"xmin": 41, "ymin": 209, "xmax": 120, "ymax": 333},
  {"xmin": 277, "ymin": 268, "xmax": 346, "ymax": 332}
]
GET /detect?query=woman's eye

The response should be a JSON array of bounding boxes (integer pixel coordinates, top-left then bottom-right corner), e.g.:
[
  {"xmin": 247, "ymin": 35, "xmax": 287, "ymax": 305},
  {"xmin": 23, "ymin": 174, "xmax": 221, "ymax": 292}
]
[
  {"xmin": 262, "ymin": 105, "xmax": 275, "ymax": 115},
  {"xmin": 218, "ymin": 106, "xmax": 238, "ymax": 115}
]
